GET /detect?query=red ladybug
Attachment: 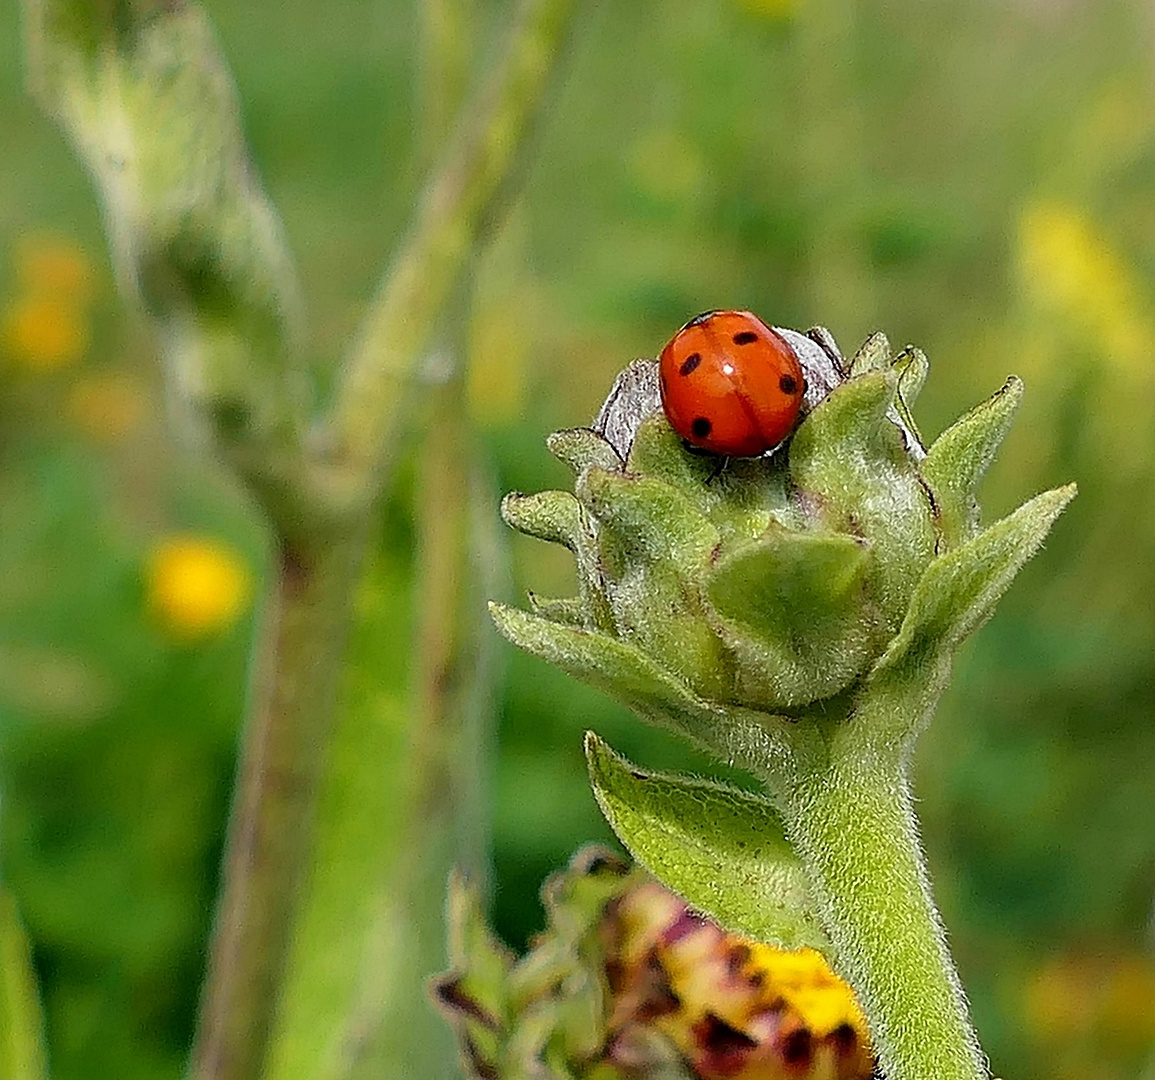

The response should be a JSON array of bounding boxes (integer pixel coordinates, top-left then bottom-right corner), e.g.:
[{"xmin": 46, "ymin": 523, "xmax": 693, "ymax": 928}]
[{"xmin": 658, "ymin": 310, "xmax": 805, "ymax": 457}]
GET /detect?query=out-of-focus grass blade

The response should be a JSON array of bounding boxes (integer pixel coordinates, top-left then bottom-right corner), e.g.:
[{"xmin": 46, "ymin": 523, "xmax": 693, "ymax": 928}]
[{"xmin": 0, "ymin": 889, "xmax": 47, "ymax": 1080}]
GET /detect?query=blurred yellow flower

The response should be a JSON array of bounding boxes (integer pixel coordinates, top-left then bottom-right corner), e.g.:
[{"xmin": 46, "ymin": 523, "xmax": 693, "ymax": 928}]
[
  {"xmin": 146, "ymin": 536, "xmax": 252, "ymax": 640},
  {"xmin": 66, "ymin": 372, "xmax": 147, "ymax": 441},
  {"xmin": 14, "ymin": 232, "xmax": 95, "ymax": 303},
  {"xmin": 1, "ymin": 295, "xmax": 90, "ymax": 371},
  {"xmin": 1017, "ymin": 201, "xmax": 1152, "ymax": 373},
  {"xmin": 1023, "ymin": 952, "xmax": 1155, "ymax": 1061}
]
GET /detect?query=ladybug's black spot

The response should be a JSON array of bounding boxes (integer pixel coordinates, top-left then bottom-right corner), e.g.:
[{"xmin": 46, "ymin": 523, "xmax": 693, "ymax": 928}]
[
  {"xmin": 779, "ymin": 373, "xmax": 798, "ymax": 395},
  {"xmin": 732, "ymin": 331, "xmax": 758, "ymax": 345},
  {"xmin": 691, "ymin": 417, "xmax": 712, "ymax": 439},
  {"xmin": 685, "ymin": 310, "xmax": 719, "ymax": 328},
  {"xmin": 679, "ymin": 353, "xmax": 702, "ymax": 376}
]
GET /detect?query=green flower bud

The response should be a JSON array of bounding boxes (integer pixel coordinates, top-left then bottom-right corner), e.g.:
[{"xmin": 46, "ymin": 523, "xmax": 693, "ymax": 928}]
[{"xmin": 491, "ymin": 326, "xmax": 1074, "ymax": 763}]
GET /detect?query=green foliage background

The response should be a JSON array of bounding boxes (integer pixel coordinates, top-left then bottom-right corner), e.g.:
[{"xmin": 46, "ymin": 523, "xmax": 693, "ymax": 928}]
[{"xmin": 1, "ymin": 1, "xmax": 1154, "ymax": 1079}]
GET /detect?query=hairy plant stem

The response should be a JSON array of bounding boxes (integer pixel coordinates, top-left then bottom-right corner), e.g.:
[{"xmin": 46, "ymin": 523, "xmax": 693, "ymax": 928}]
[
  {"xmin": 779, "ymin": 707, "xmax": 986, "ymax": 1080},
  {"xmin": 190, "ymin": 529, "xmax": 366, "ymax": 1080}
]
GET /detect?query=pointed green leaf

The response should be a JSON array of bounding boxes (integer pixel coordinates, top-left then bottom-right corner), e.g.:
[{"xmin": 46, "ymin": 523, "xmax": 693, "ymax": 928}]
[
  {"xmin": 501, "ymin": 490, "xmax": 583, "ymax": 549},
  {"xmin": 433, "ymin": 873, "xmax": 515, "ymax": 1078},
  {"xmin": 578, "ymin": 467, "xmax": 717, "ymax": 567},
  {"xmin": 585, "ymin": 734, "xmax": 830, "ymax": 956},
  {"xmin": 875, "ymin": 484, "xmax": 1076, "ymax": 686},
  {"xmin": 707, "ymin": 527, "xmax": 877, "ymax": 707},
  {"xmin": 489, "ymin": 604, "xmax": 793, "ymax": 768},
  {"xmin": 527, "ymin": 593, "xmax": 585, "ymax": 626},
  {"xmin": 577, "ymin": 468, "xmax": 729, "ymax": 696},
  {"xmin": 0, "ymin": 889, "xmax": 47, "ymax": 1080},
  {"xmin": 892, "ymin": 345, "xmax": 929, "ymax": 449},
  {"xmin": 893, "ymin": 346, "xmax": 928, "ymax": 407},
  {"xmin": 849, "ymin": 331, "xmax": 891, "ymax": 374},
  {"xmin": 789, "ymin": 371, "xmax": 936, "ymax": 627},
  {"xmin": 501, "ymin": 489, "xmax": 614, "ymax": 634},
  {"xmin": 921, "ymin": 377, "xmax": 1023, "ymax": 549},
  {"xmin": 546, "ymin": 428, "xmax": 623, "ymax": 475}
]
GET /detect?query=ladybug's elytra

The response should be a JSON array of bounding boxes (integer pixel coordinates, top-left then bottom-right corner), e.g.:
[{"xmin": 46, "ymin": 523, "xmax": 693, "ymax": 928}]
[{"xmin": 658, "ymin": 310, "xmax": 805, "ymax": 457}]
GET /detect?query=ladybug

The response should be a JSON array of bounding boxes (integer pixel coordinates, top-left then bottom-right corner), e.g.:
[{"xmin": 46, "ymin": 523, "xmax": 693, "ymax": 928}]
[{"xmin": 658, "ymin": 310, "xmax": 805, "ymax": 457}]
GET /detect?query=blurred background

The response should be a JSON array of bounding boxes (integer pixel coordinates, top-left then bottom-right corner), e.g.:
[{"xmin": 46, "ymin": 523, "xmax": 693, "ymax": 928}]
[{"xmin": 2, "ymin": 0, "xmax": 1155, "ymax": 1078}]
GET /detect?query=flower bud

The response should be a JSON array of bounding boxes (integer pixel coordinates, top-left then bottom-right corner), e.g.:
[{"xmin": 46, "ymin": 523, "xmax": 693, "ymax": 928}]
[{"xmin": 492, "ymin": 326, "xmax": 1073, "ymax": 758}]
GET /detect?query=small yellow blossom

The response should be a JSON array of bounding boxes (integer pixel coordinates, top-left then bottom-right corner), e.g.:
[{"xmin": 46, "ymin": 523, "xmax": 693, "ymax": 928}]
[
  {"xmin": 146, "ymin": 536, "xmax": 252, "ymax": 640},
  {"xmin": 1, "ymin": 295, "xmax": 90, "ymax": 371},
  {"xmin": 1016, "ymin": 200, "xmax": 1155, "ymax": 476},
  {"xmin": 66, "ymin": 372, "xmax": 147, "ymax": 441},
  {"xmin": 1017, "ymin": 201, "xmax": 1152, "ymax": 373},
  {"xmin": 15, "ymin": 233, "xmax": 95, "ymax": 303}
]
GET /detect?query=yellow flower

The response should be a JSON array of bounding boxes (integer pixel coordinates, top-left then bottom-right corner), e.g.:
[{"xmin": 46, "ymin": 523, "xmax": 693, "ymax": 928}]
[
  {"xmin": 146, "ymin": 536, "xmax": 252, "ymax": 640},
  {"xmin": 15, "ymin": 233, "xmax": 95, "ymax": 304},
  {"xmin": 1017, "ymin": 201, "xmax": 1152, "ymax": 373},
  {"xmin": 1, "ymin": 295, "xmax": 90, "ymax": 371},
  {"xmin": 606, "ymin": 880, "xmax": 874, "ymax": 1079},
  {"xmin": 744, "ymin": 942, "xmax": 869, "ymax": 1041}
]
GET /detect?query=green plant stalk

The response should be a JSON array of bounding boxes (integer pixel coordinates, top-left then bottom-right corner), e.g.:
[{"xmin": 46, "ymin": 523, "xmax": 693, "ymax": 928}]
[
  {"xmin": 419, "ymin": 0, "xmax": 477, "ymax": 165},
  {"xmin": 327, "ymin": 326, "xmax": 490, "ymax": 1080},
  {"xmin": 313, "ymin": 7, "xmax": 493, "ymax": 1071},
  {"xmin": 194, "ymin": 3, "xmax": 580, "ymax": 1076},
  {"xmin": 777, "ymin": 701, "xmax": 984, "ymax": 1080},
  {"xmin": 191, "ymin": 532, "xmax": 363, "ymax": 1080},
  {"xmin": 328, "ymin": 0, "xmax": 582, "ymax": 496}
]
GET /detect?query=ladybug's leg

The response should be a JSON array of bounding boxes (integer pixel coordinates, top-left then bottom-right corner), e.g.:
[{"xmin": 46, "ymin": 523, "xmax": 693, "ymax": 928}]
[
  {"xmin": 705, "ymin": 456, "xmax": 730, "ymax": 487},
  {"xmin": 680, "ymin": 438, "xmax": 729, "ymax": 485}
]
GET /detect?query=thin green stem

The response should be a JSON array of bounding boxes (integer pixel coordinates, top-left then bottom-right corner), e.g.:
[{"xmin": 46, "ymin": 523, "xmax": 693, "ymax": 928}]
[
  {"xmin": 189, "ymin": 531, "xmax": 365, "ymax": 1080},
  {"xmin": 419, "ymin": 0, "xmax": 477, "ymax": 164},
  {"xmin": 780, "ymin": 725, "xmax": 985, "ymax": 1080},
  {"xmin": 327, "ymin": 0, "xmax": 582, "ymax": 498}
]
